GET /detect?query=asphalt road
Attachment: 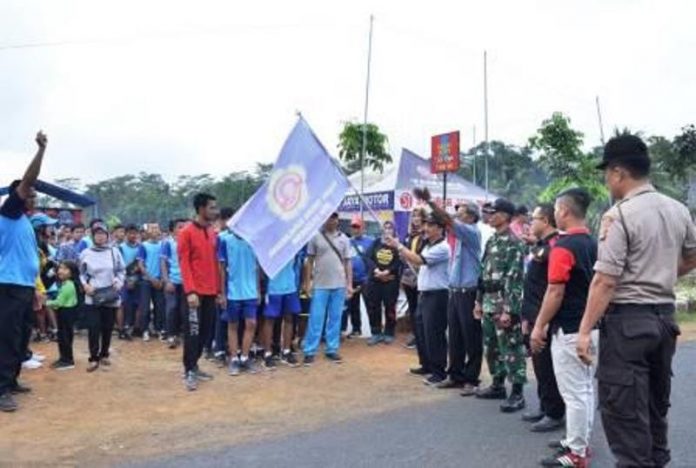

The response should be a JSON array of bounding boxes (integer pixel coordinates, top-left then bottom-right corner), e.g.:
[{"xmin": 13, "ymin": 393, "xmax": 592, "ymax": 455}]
[{"xmin": 128, "ymin": 341, "xmax": 696, "ymax": 468}]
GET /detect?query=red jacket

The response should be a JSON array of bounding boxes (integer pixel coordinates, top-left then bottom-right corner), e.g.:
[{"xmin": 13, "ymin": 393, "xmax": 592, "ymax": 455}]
[{"xmin": 177, "ymin": 221, "xmax": 220, "ymax": 296}]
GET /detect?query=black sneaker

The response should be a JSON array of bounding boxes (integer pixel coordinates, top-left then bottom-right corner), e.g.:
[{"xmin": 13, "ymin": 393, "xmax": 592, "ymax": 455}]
[
  {"xmin": 500, "ymin": 393, "xmax": 526, "ymax": 413},
  {"xmin": 228, "ymin": 359, "xmax": 242, "ymax": 376},
  {"xmin": 434, "ymin": 378, "xmax": 465, "ymax": 389},
  {"xmin": 10, "ymin": 382, "xmax": 32, "ymax": 394},
  {"xmin": 281, "ymin": 351, "xmax": 299, "ymax": 367},
  {"xmin": 50, "ymin": 360, "xmax": 75, "ymax": 371},
  {"xmin": 423, "ymin": 375, "xmax": 446, "ymax": 386},
  {"xmin": 243, "ymin": 359, "xmax": 260, "ymax": 374},
  {"xmin": 263, "ymin": 355, "xmax": 277, "ymax": 371},
  {"xmin": 325, "ymin": 353, "xmax": 343, "ymax": 364},
  {"xmin": 409, "ymin": 367, "xmax": 430, "ymax": 376},
  {"xmin": 476, "ymin": 384, "xmax": 507, "ymax": 400},
  {"xmin": 204, "ymin": 349, "xmax": 216, "ymax": 361},
  {"xmin": 184, "ymin": 371, "xmax": 198, "ymax": 391},
  {"xmin": 303, "ymin": 355, "xmax": 315, "ymax": 367},
  {"xmin": 522, "ymin": 409, "xmax": 545, "ymax": 423},
  {"xmin": 0, "ymin": 393, "xmax": 18, "ymax": 412},
  {"xmin": 531, "ymin": 416, "xmax": 565, "ymax": 433}
]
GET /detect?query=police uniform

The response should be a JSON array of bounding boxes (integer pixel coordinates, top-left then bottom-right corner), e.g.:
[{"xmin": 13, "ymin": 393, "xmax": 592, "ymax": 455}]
[{"xmin": 595, "ymin": 183, "xmax": 696, "ymax": 467}]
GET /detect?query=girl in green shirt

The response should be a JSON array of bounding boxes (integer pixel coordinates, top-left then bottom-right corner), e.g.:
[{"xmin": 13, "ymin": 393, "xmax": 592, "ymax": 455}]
[{"xmin": 47, "ymin": 261, "xmax": 81, "ymax": 370}]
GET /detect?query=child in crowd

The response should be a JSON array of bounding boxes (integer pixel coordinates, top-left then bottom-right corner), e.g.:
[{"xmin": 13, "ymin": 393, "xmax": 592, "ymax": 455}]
[{"xmin": 47, "ymin": 261, "xmax": 82, "ymax": 370}]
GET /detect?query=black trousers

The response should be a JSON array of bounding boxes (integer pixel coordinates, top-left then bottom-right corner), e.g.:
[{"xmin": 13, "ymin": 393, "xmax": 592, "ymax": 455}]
[
  {"xmin": 56, "ymin": 306, "xmax": 78, "ymax": 364},
  {"xmin": 86, "ymin": 305, "xmax": 117, "ymax": 362},
  {"xmin": 447, "ymin": 289, "xmax": 483, "ymax": 385},
  {"xmin": 165, "ymin": 285, "xmax": 186, "ymax": 337},
  {"xmin": 342, "ymin": 281, "xmax": 365, "ymax": 333},
  {"xmin": 367, "ymin": 280, "xmax": 399, "ymax": 336},
  {"xmin": 531, "ymin": 326, "xmax": 565, "ymax": 420},
  {"xmin": 597, "ymin": 306, "xmax": 679, "ymax": 468},
  {"xmin": 182, "ymin": 295, "xmax": 216, "ymax": 372},
  {"xmin": 418, "ymin": 290, "xmax": 449, "ymax": 379},
  {"xmin": 404, "ymin": 284, "xmax": 418, "ymax": 332},
  {"xmin": 0, "ymin": 284, "xmax": 33, "ymax": 395}
]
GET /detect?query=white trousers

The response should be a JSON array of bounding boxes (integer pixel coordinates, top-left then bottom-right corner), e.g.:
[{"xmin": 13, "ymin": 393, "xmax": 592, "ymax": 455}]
[{"xmin": 551, "ymin": 328, "xmax": 599, "ymax": 457}]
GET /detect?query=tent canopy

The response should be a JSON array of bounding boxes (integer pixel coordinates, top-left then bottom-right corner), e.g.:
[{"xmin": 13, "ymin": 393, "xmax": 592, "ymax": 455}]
[
  {"xmin": 345, "ymin": 148, "xmax": 496, "ymax": 211},
  {"xmin": 0, "ymin": 179, "xmax": 96, "ymax": 207}
]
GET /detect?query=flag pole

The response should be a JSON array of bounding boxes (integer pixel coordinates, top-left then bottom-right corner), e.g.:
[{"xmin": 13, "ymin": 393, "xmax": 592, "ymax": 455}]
[{"xmin": 359, "ymin": 14, "xmax": 374, "ymax": 221}]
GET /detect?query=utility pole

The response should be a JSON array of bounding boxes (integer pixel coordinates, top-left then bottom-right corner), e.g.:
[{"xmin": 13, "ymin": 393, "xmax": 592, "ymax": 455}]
[
  {"xmin": 596, "ymin": 95, "xmax": 606, "ymax": 145},
  {"xmin": 484, "ymin": 51, "xmax": 490, "ymax": 195},
  {"xmin": 359, "ymin": 15, "xmax": 374, "ymax": 219}
]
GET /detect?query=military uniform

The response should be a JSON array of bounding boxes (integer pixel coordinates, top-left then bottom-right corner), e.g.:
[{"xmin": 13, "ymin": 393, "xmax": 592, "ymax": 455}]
[
  {"xmin": 479, "ymin": 228, "xmax": 527, "ymax": 386},
  {"xmin": 595, "ymin": 184, "xmax": 696, "ymax": 467}
]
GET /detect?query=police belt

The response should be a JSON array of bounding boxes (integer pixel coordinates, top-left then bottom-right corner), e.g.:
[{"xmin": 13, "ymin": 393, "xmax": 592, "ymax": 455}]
[{"xmin": 607, "ymin": 303, "xmax": 675, "ymax": 316}]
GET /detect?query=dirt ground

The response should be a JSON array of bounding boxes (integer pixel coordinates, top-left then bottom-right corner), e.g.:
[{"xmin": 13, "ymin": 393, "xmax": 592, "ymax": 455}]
[
  {"xmin": 0, "ymin": 333, "xmax": 449, "ymax": 466},
  {"xmin": 4, "ymin": 322, "xmax": 696, "ymax": 467}
]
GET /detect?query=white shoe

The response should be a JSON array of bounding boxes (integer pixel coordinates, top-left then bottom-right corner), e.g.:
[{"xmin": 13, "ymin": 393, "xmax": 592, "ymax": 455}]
[
  {"xmin": 143, "ymin": 331, "xmax": 150, "ymax": 342},
  {"xmin": 22, "ymin": 358, "xmax": 43, "ymax": 370},
  {"xmin": 32, "ymin": 353, "xmax": 46, "ymax": 362}
]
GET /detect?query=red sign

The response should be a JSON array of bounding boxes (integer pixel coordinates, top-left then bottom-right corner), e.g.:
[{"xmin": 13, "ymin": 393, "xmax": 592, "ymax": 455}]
[
  {"xmin": 431, "ymin": 131, "xmax": 460, "ymax": 173},
  {"xmin": 399, "ymin": 192, "xmax": 413, "ymax": 210}
]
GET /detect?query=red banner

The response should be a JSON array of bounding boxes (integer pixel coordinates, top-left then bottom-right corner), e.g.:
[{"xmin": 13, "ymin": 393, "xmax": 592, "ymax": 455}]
[{"xmin": 431, "ymin": 131, "xmax": 460, "ymax": 173}]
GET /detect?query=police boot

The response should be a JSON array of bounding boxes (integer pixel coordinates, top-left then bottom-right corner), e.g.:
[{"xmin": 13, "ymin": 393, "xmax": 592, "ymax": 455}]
[
  {"xmin": 500, "ymin": 383, "xmax": 526, "ymax": 413},
  {"xmin": 475, "ymin": 378, "xmax": 507, "ymax": 400}
]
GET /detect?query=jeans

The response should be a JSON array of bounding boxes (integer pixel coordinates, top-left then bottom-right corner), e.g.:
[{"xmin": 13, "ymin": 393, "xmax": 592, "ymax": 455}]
[
  {"xmin": 213, "ymin": 305, "xmax": 228, "ymax": 354},
  {"xmin": 165, "ymin": 284, "xmax": 186, "ymax": 337},
  {"xmin": 140, "ymin": 281, "xmax": 165, "ymax": 333},
  {"xmin": 121, "ymin": 282, "xmax": 140, "ymax": 330},
  {"xmin": 552, "ymin": 328, "xmax": 598, "ymax": 457},
  {"xmin": 86, "ymin": 305, "xmax": 117, "ymax": 362},
  {"xmin": 303, "ymin": 288, "xmax": 346, "ymax": 357}
]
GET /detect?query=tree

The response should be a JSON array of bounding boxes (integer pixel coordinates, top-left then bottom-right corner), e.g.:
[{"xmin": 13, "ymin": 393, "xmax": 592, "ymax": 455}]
[
  {"xmin": 337, "ymin": 121, "xmax": 392, "ymax": 174},
  {"xmin": 529, "ymin": 112, "xmax": 610, "ymax": 230}
]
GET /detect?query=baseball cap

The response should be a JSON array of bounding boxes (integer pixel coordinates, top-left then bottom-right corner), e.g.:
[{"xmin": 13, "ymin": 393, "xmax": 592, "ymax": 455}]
[
  {"xmin": 91, "ymin": 221, "xmax": 109, "ymax": 235},
  {"xmin": 596, "ymin": 134, "xmax": 651, "ymax": 173},
  {"xmin": 29, "ymin": 213, "xmax": 58, "ymax": 229},
  {"xmin": 350, "ymin": 215, "xmax": 363, "ymax": 228},
  {"xmin": 482, "ymin": 198, "xmax": 515, "ymax": 217}
]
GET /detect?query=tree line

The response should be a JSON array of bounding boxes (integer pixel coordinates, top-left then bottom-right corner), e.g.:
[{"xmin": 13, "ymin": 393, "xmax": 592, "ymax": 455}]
[{"xmin": 37, "ymin": 113, "xmax": 696, "ymax": 229}]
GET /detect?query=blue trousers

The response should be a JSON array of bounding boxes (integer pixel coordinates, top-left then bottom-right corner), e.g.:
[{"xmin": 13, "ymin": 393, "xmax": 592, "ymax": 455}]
[{"xmin": 303, "ymin": 288, "xmax": 346, "ymax": 357}]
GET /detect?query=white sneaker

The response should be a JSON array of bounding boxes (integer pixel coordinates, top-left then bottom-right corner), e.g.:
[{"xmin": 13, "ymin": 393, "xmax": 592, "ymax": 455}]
[
  {"xmin": 143, "ymin": 331, "xmax": 150, "ymax": 342},
  {"xmin": 32, "ymin": 353, "xmax": 46, "ymax": 362},
  {"xmin": 22, "ymin": 358, "xmax": 43, "ymax": 370}
]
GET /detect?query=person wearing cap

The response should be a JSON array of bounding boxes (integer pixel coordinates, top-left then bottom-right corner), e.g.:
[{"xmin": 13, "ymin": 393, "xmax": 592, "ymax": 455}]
[
  {"xmin": 413, "ymin": 189, "xmax": 483, "ymax": 395},
  {"xmin": 0, "ymin": 131, "xmax": 47, "ymax": 413},
  {"xmin": 302, "ymin": 212, "xmax": 354, "ymax": 365},
  {"xmin": 576, "ymin": 134, "xmax": 696, "ymax": 467},
  {"xmin": 385, "ymin": 210, "xmax": 451, "ymax": 385},
  {"xmin": 475, "ymin": 198, "xmax": 527, "ymax": 413},
  {"xmin": 343, "ymin": 216, "xmax": 375, "ymax": 338},
  {"xmin": 30, "ymin": 213, "xmax": 60, "ymax": 344},
  {"xmin": 79, "ymin": 220, "xmax": 126, "ymax": 373}
]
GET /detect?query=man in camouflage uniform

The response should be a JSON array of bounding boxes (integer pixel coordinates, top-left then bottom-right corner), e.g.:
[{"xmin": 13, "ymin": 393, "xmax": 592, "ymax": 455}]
[{"xmin": 475, "ymin": 198, "xmax": 527, "ymax": 413}]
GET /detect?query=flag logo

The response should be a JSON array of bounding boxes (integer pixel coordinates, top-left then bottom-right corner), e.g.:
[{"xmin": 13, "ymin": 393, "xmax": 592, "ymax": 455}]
[{"xmin": 266, "ymin": 165, "xmax": 308, "ymax": 220}]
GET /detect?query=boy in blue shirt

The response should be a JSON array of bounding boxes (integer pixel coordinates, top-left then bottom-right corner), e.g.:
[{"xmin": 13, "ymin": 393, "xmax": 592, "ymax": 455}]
[
  {"xmin": 218, "ymin": 232, "xmax": 260, "ymax": 375},
  {"xmin": 117, "ymin": 224, "xmax": 141, "ymax": 340},
  {"xmin": 161, "ymin": 219, "xmax": 187, "ymax": 349},
  {"xmin": 0, "ymin": 131, "xmax": 47, "ymax": 413},
  {"xmin": 137, "ymin": 224, "xmax": 165, "ymax": 342},
  {"xmin": 263, "ymin": 255, "xmax": 303, "ymax": 368}
]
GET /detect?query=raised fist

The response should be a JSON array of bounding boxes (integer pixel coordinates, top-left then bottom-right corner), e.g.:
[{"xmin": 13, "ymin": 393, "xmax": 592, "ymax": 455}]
[
  {"xmin": 413, "ymin": 187, "xmax": 431, "ymax": 202},
  {"xmin": 35, "ymin": 131, "xmax": 48, "ymax": 149}
]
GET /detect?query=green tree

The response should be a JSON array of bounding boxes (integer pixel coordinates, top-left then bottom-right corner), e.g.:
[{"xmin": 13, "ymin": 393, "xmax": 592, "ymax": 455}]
[
  {"xmin": 529, "ymin": 112, "xmax": 610, "ymax": 230},
  {"xmin": 338, "ymin": 121, "xmax": 392, "ymax": 174}
]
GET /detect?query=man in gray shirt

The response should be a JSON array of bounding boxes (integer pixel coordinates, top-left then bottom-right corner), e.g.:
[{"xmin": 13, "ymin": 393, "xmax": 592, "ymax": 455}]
[
  {"xmin": 387, "ymin": 212, "xmax": 451, "ymax": 385},
  {"xmin": 302, "ymin": 213, "xmax": 353, "ymax": 365}
]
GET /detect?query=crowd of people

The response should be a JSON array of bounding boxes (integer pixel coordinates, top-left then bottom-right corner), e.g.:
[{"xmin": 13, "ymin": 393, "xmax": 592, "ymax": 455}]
[{"xmin": 1, "ymin": 131, "xmax": 696, "ymax": 468}]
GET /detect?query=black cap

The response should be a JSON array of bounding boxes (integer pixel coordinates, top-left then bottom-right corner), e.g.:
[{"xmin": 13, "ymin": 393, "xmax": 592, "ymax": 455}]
[
  {"xmin": 597, "ymin": 134, "xmax": 651, "ymax": 173},
  {"xmin": 482, "ymin": 198, "xmax": 515, "ymax": 217},
  {"xmin": 424, "ymin": 212, "xmax": 446, "ymax": 228}
]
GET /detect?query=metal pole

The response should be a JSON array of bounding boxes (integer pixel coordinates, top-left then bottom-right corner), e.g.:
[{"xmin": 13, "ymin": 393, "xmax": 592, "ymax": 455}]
[
  {"xmin": 596, "ymin": 95, "xmax": 606, "ymax": 145},
  {"xmin": 472, "ymin": 125, "xmax": 477, "ymax": 184},
  {"xmin": 483, "ymin": 50, "xmax": 490, "ymax": 196},
  {"xmin": 443, "ymin": 172, "xmax": 448, "ymax": 209},
  {"xmin": 359, "ymin": 14, "xmax": 374, "ymax": 220}
]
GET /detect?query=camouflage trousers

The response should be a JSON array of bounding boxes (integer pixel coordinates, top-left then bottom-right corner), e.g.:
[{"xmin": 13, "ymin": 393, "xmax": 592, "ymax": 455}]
[{"xmin": 481, "ymin": 293, "xmax": 527, "ymax": 385}]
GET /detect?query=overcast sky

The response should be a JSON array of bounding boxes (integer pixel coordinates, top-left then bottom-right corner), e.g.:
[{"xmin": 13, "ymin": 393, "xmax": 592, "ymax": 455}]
[{"xmin": 1, "ymin": 0, "xmax": 694, "ymax": 187}]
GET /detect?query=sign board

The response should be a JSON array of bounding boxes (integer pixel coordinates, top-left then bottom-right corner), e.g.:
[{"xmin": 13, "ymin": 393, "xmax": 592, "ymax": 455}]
[
  {"xmin": 431, "ymin": 131, "xmax": 460, "ymax": 173},
  {"xmin": 338, "ymin": 191, "xmax": 393, "ymax": 213}
]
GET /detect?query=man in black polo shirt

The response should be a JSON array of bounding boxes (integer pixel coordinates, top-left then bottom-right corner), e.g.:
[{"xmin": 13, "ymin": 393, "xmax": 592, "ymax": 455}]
[
  {"xmin": 520, "ymin": 203, "xmax": 565, "ymax": 433},
  {"xmin": 531, "ymin": 188, "xmax": 597, "ymax": 468}
]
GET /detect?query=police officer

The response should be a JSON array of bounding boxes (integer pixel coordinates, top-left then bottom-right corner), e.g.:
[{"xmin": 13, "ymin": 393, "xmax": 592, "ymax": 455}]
[
  {"xmin": 475, "ymin": 198, "xmax": 527, "ymax": 413},
  {"xmin": 577, "ymin": 134, "xmax": 696, "ymax": 467}
]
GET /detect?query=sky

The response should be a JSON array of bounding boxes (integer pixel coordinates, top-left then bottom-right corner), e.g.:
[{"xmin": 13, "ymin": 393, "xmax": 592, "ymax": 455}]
[{"xmin": 1, "ymin": 0, "xmax": 694, "ymax": 187}]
